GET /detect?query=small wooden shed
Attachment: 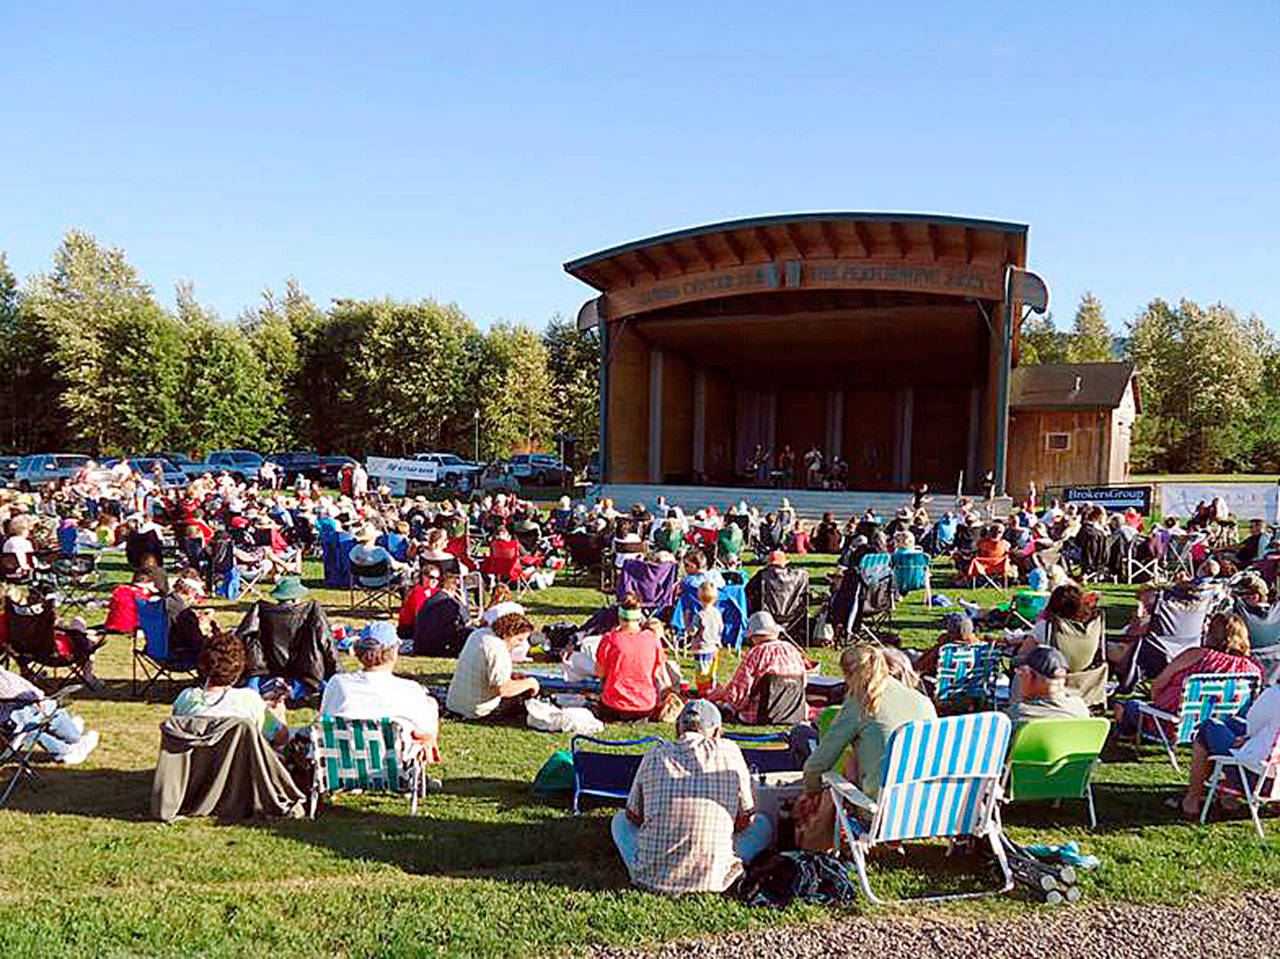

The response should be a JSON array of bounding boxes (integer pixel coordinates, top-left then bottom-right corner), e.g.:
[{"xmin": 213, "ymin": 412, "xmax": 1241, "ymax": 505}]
[{"xmin": 1007, "ymin": 362, "xmax": 1140, "ymax": 496}]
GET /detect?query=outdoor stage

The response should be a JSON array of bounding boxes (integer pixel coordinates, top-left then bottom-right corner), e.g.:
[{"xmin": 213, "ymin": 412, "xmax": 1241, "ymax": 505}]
[{"xmin": 565, "ymin": 212, "xmax": 1030, "ymax": 497}]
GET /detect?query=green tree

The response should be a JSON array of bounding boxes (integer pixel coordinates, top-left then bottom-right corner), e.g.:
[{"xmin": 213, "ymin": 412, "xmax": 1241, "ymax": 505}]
[
  {"xmin": 1065, "ymin": 292, "xmax": 1114, "ymax": 363},
  {"xmin": 542, "ymin": 314, "xmax": 599, "ymax": 466},
  {"xmin": 0, "ymin": 256, "xmax": 67, "ymax": 451},
  {"xmin": 1016, "ymin": 310, "xmax": 1067, "ymax": 365},
  {"xmin": 239, "ymin": 279, "xmax": 317, "ymax": 449},
  {"xmin": 25, "ymin": 231, "xmax": 176, "ymax": 452},
  {"xmin": 473, "ymin": 323, "xmax": 553, "ymax": 460}
]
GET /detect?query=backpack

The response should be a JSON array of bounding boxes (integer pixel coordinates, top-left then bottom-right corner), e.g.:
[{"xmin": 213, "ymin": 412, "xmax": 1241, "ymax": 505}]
[
  {"xmin": 532, "ymin": 750, "xmax": 576, "ymax": 798},
  {"xmin": 737, "ymin": 851, "xmax": 858, "ymax": 909}
]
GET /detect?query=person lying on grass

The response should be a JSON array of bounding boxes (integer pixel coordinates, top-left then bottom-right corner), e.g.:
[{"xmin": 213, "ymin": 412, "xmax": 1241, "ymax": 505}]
[
  {"xmin": 612, "ymin": 699, "xmax": 772, "ymax": 895},
  {"xmin": 445, "ymin": 612, "xmax": 538, "ymax": 721}
]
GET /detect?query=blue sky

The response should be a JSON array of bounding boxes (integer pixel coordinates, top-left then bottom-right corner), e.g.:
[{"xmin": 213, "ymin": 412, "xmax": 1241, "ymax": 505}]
[{"xmin": 2, "ymin": 1, "xmax": 1278, "ymax": 333}]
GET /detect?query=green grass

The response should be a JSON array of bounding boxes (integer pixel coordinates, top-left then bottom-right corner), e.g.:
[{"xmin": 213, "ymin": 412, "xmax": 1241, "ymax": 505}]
[{"xmin": 3, "ymin": 550, "xmax": 1279, "ymax": 958}]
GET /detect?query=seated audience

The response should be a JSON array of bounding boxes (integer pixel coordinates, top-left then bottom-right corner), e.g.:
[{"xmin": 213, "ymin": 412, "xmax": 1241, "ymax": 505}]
[
  {"xmin": 611, "ymin": 699, "xmax": 772, "ymax": 894},
  {"xmin": 397, "ymin": 563, "xmax": 441, "ymax": 640},
  {"xmin": 413, "ymin": 572, "xmax": 469, "ymax": 657},
  {"xmin": 1175, "ymin": 680, "xmax": 1280, "ymax": 819},
  {"xmin": 1007, "ymin": 646, "xmax": 1089, "ymax": 728},
  {"xmin": 707, "ymin": 611, "xmax": 808, "ymax": 723}
]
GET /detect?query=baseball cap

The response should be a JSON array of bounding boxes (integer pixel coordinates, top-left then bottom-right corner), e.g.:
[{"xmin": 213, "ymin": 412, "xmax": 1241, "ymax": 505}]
[
  {"xmin": 746, "ymin": 610, "xmax": 781, "ymax": 638},
  {"xmin": 766, "ymin": 550, "xmax": 788, "ymax": 567},
  {"xmin": 356, "ymin": 620, "xmax": 400, "ymax": 653},
  {"xmin": 1018, "ymin": 645, "xmax": 1069, "ymax": 679},
  {"xmin": 676, "ymin": 699, "xmax": 722, "ymax": 734}
]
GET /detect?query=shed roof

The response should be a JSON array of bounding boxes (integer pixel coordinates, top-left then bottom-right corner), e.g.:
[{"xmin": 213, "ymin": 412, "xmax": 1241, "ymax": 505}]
[{"xmin": 1009, "ymin": 362, "xmax": 1138, "ymax": 412}]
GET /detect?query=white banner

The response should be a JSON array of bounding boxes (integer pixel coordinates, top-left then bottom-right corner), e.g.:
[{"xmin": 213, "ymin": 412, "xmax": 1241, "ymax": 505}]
[
  {"xmin": 1158, "ymin": 483, "xmax": 1279, "ymax": 523},
  {"xmin": 365, "ymin": 457, "xmax": 438, "ymax": 496}
]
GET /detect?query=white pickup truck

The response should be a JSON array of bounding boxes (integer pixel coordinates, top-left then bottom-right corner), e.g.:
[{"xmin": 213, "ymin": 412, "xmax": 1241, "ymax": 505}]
[{"xmin": 413, "ymin": 452, "xmax": 484, "ymax": 488}]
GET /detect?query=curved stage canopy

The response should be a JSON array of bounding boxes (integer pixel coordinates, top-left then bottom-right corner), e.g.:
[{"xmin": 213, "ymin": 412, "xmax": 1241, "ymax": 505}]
[{"xmin": 565, "ymin": 212, "xmax": 1030, "ymax": 491}]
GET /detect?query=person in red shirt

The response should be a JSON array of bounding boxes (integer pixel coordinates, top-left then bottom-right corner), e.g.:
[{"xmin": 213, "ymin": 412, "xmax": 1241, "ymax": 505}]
[
  {"xmin": 397, "ymin": 563, "xmax": 441, "ymax": 640},
  {"xmin": 595, "ymin": 595, "xmax": 667, "ymax": 722}
]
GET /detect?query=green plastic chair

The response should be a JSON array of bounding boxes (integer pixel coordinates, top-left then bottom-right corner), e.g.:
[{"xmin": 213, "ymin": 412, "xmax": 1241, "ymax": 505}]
[{"xmin": 1004, "ymin": 717, "xmax": 1110, "ymax": 828}]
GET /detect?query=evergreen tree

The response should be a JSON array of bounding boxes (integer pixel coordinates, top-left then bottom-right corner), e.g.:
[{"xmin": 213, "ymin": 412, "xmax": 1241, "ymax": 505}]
[
  {"xmin": 542, "ymin": 314, "xmax": 599, "ymax": 466},
  {"xmin": 1065, "ymin": 292, "xmax": 1114, "ymax": 362}
]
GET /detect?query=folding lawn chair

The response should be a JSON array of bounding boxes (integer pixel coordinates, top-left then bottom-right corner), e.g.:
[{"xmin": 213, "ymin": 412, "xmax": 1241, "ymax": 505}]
[
  {"xmin": 349, "ymin": 557, "xmax": 400, "ymax": 613},
  {"xmin": 846, "ymin": 553, "xmax": 894, "ymax": 641},
  {"xmin": 826, "ymin": 711, "xmax": 1014, "ymax": 904},
  {"xmin": 1008, "ymin": 590, "xmax": 1048, "ymax": 630},
  {"xmin": 725, "ymin": 730, "xmax": 802, "ymax": 774},
  {"xmin": 43, "ymin": 554, "xmax": 100, "ymax": 607},
  {"xmin": 966, "ymin": 553, "xmax": 1014, "ymax": 591},
  {"xmin": 891, "ymin": 549, "xmax": 932, "ymax": 606},
  {"xmin": 933, "ymin": 642, "xmax": 1005, "ymax": 711},
  {"xmin": 746, "ymin": 565, "xmax": 811, "ymax": 644},
  {"xmin": 310, "ymin": 716, "xmax": 432, "ymax": 817},
  {"xmin": 615, "ymin": 558, "xmax": 678, "ymax": 620},
  {"xmin": 1201, "ymin": 723, "xmax": 1280, "ymax": 837},
  {"xmin": 1, "ymin": 683, "xmax": 84, "ymax": 807},
  {"xmin": 4, "ymin": 596, "xmax": 103, "ymax": 691},
  {"xmin": 1124, "ymin": 535, "xmax": 1160, "ymax": 585},
  {"xmin": 570, "ymin": 734, "xmax": 663, "ymax": 814},
  {"xmin": 1162, "ymin": 532, "xmax": 1206, "ymax": 581},
  {"xmin": 1004, "ymin": 717, "xmax": 1110, "ymax": 828},
  {"xmin": 1134, "ymin": 672, "xmax": 1260, "ymax": 772},
  {"xmin": 133, "ymin": 596, "xmax": 199, "ymax": 700}
]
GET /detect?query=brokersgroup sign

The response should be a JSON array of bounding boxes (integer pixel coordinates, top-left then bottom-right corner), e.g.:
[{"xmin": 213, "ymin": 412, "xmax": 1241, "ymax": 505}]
[{"xmin": 601, "ymin": 257, "xmax": 1005, "ymax": 318}]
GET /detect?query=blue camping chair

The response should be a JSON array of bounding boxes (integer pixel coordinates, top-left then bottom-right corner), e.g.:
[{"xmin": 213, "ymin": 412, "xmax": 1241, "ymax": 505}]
[
  {"xmin": 133, "ymin": 597, "xmax": 199, "ymax": 700},
  {"xmin": 322, "ymin": 531, "xmax": 356, "ymax": 588},
  {"xmin": 377, "ymin": 532, "xmax": 411, "ymax": 564},
  {"xmin": 671, "ymin": 579, "xmax": 748, "ymax": 651},
  {"xmin": 57, "ymin": 525, "xmax": 79, "ymax": 557},
  {"xmin": 570, "ymin": 735, "xmax": 664, "ymax": 814},
  {"xmin": 725, "ymin": 730, "xmax": 801, "ymax": 774}
]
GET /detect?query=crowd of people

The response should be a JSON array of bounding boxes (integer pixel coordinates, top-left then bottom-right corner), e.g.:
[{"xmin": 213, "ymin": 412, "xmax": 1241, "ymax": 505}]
[{"xmin": 4, "ymin": 463, "xmax": 1280, "ymax": 900}]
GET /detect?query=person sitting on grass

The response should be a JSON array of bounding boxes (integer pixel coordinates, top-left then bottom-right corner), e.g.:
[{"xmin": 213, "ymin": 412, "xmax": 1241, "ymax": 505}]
[
  {"xmin": 612, "ymin": 699, "xmax": 773, "ymax": 895},
  {"xmin": 397, "ymin": 563, "xmax": 441, "ymax": 641},
  {"xmin": 0, "ymin": 665, "xmax": 100, "ymax": 764},
  {"xmin": 594, "ymin": 595, "xmax": 668, "ymax": 722},
  {"xmin": 445, "ymin": 612, "xmax": 539, "ymax": 721},
  {"xmin": 172, "ymin": 626, "xmax": 287, "ymax": 748},
  {"xmin": 913, "ymin": 612, "xmax": 982, "ymax": 678},
  {"xmin": 706, "ymin": 611, "xmax": 808, "ymax": 724},
  {"xmin": 1006, "ymin": 645, "xmax": 1089, "ymax": 729},
  {"xmin": 320, "ymin": 621, "xmax": 443, "ymax": 785}
]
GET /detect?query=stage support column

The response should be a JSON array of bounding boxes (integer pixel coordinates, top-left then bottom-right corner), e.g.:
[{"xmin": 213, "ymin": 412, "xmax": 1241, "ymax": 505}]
[
  {"xmin": 966, "ymin": 386, "xmax": 981, "ymax": 493},
  {"xmin": 826, "ymin": 389, "xmax": 844, "ymax": 459},
  {"xmin": 693, "ymin": 368, "xmax": 707, "ymax": 475},
  {"xmin": 895, "ymin": 386, "xmax": 914, "ymax": 486},
  {"xmin": 649, "ymin": 348, "xmax": 664, "ymax": 484}
]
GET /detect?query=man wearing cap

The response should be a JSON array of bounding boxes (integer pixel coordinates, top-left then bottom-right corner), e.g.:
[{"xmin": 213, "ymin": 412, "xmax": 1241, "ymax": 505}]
[
  {"xmin": 1007, "ymin": 646, "xmax": 1089, "ymax": 729},
  {"xmin": 320, "ymin": 621, "xmax": 442, "ymax": 771},
  {"xmin": 612, "ymin": 699, "xmax": 773, "ymax": 895},
  {"xmin": 707, "ymin": 611, "xmax": 809, "ymax": 724}
]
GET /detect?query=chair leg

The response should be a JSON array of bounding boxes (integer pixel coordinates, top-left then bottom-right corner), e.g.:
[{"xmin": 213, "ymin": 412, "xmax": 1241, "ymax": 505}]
[
  {"xmin": 1240, "ymin": 769, "xmax": 1266, "ymax": 838},
  {"xmin": 1201, "ymin": 765, "xmax": 1222, "ymax": 825},
  {"xmin": 1086, "ymin": 783, "xmax": 1097, "ymax": 830}
]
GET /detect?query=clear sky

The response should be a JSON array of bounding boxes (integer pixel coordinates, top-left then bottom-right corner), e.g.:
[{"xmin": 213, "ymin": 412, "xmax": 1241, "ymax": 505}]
[{"xmin": 2, "ymin": 1, "xmax": 1278, "ymax": 333}]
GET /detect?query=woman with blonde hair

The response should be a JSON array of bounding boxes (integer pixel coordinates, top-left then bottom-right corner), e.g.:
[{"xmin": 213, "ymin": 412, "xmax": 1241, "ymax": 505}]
[{"xmin": 793, "ymin": 643, "xmax": 935, "ymax": 849}]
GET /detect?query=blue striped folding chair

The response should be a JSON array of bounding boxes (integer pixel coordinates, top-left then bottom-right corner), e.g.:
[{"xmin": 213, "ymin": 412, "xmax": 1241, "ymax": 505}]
[
  {"xmin": 933, "ymin": 643, "xmax": 1004, "ymax": 711},
  {"xmin": 1135, "ymin": 672, "xmax": 1260, "ymax": 772},
  {"xmin": 310, "ymin": 717, "xmax": 429, "ymax": 817},
  {"xmin": 825, "ymin": 711, "xmax": 1014, "ymax": 904}
]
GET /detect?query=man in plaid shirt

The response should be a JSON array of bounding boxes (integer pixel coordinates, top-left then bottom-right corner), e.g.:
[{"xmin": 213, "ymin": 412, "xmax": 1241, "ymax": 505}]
[{"xmin": 611, "ymin": 699, "xmax": 774, "ymax": 894}]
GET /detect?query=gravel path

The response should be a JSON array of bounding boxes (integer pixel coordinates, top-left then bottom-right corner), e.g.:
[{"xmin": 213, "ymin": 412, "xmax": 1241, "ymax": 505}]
[{"xmin": 587, "ymin": 892, "xmax": 1280, "ymax": 959}]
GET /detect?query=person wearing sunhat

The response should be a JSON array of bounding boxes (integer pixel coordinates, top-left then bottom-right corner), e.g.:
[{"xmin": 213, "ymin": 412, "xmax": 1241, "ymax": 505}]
[
  {"xmin": 348, "ymin": 523, "xmax": 408, "ymax": 588},
  {"xmin": 611, "ymin": 699, "xmax": 773, "ymax": 895},
  {"xmin": 706, "ymin": 611, "xmax": 809, "ymax": 724},
  {"xmin": 236, "ymin": 574, "xmax": 338, "ymax": 697},
  {"xmin": 320, "ymin": 621, "xmax": 443, "ymax": 776}
]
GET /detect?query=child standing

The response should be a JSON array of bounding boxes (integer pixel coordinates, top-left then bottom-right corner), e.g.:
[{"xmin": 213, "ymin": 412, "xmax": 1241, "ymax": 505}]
[{"xmin": 689, "ymin": 582, "xmax": 724, "ymax": 688}]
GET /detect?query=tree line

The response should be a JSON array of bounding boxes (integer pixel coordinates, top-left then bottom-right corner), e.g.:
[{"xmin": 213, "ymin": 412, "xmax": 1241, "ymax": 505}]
[
  {"xmin": 0, "ymin": 231, "xmax": 599, "ymax": 465},
  {"xmin": 1019, "ymin": 291, "xmax": 1278, "ymax": 474}
]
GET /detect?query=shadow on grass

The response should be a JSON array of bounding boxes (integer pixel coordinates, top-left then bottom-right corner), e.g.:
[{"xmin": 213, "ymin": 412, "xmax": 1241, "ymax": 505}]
[{"xmin": 2, "ymin": 765, "xmax": 155, "ymax": 821}]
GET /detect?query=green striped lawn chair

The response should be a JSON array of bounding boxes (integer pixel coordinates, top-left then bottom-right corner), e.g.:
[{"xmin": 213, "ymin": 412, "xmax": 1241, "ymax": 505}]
[
  {"xmin": 310, "ymin": 717, "xmax": 428, "ymax": 817},
  {"xmin": 826, "ymin": 711, "xmax": 1014, "ymax": 904},
  {"xmin": 1135, "ymin": 672, "xmax": 1259, "ymax": 772},
  {"xmin": 933, "ymin": 643, "xmax": 1004, "ymax": 711}
]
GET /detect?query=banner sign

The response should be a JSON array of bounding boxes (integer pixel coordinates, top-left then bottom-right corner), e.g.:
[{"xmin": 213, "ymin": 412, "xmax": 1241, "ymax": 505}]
[
  {"xmin": 365, "ymin": 457, "xmax": 438, "ymax": 495},
  {"xmin": 1064, "ymin": 485, "xmax": 1153, "ymax": 514},
  {"xmin": 1158, "ymin": 483, "xmax": 1280, "ymax": 524}
]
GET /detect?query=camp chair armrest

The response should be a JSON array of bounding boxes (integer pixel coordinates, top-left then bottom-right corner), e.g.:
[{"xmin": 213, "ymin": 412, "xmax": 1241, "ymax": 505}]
[
  {"xmin": 823, "ymin": 771, "xmax": 877, "ymax": 812},
  {"xmin": 1137, "ymin": 704, "xmax": 1177, "ymax": 723}
]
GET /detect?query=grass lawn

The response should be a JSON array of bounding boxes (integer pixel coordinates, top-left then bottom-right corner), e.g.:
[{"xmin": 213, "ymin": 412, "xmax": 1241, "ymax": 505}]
[{"xmin": 3, "ymin": 549, "xmax": 1279, "ymax": 959}]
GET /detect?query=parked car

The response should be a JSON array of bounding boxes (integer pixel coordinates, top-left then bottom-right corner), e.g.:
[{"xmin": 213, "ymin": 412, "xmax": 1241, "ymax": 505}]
[
  {"xmin": 0, "ymin": 455, "xmax": 21, "ymax": 486},
  {"xmin": 103, "ymin": 457, "xmax": 189, "ymax": 489},
  {"xmin": 194, "ymin": 450, "xmax": 264, "ymax": 483},
  {"xmin": 316, "ymin": 455, "xmax": 358, "ymax": 487},
  {"xmin": 478, "ymin": 461, "xmax": 521, "ymax": 493},
  {"xmin": 265, "ymin": 451, "xmax": 322, "ymax": 483},
  {"xmin": 153, "ymin": 451, "xmax": 200, "ymax": 474},
  {"xmin": 14, "ymin": 453, "xmax": 107, "ymax": 489},
  {"xmin": 507, "ymin": 453, "xmax": 572, "ymax": 486},
  {"xmin": 413, "ymin": 452, "xmax": 484, "ymax": 488}
]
